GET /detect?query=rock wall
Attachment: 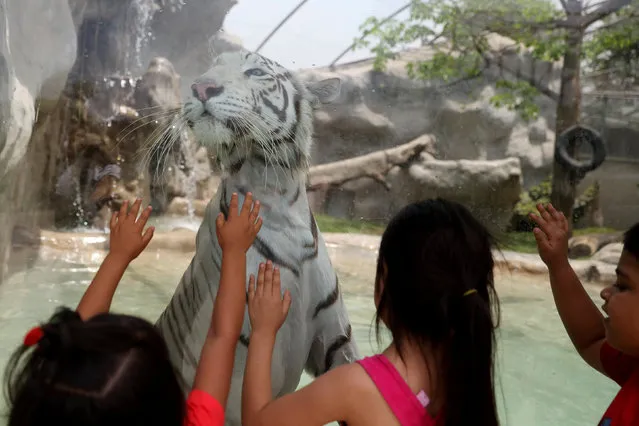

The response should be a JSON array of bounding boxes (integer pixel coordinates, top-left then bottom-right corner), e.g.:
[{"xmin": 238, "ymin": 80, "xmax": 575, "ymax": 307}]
[
  {"xmin": 307, "ymin": 145, "xmax": 523, "ymax": 231},
  {"xmin": 66, "ymin": 0, "xmax": 239, "ymax": 98},
  {"xmin": 0, "ymin": 0, "xmax": 237, "ymax": 282},
  {"xmin": 299, "ymin": 34, "xmax": 637, "ymax": 227},
  {"xmin": 297, "ymin": 35, "xmax": 556, "ymax": 224},
  {"xmin": 0, "ymin": 0, "xmax": 78, "ymax": 282},
  {"xmin": 0, "ymin": 0, "xmax": 77, "ymax": 175},
  {"xmin": 47, "ymin": 57, "xmax": 215, "ymax": 229},
  {"xmin": 301, "ymin": 34, "xmax": 561, "ymax": 185},
  {"xmin": 145, "ymin": 0, "xmax": 241, "ymax": 98}
]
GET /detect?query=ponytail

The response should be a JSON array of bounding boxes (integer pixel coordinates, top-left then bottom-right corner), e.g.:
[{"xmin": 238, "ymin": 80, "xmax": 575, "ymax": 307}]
[
  {"xmin": 441, "ymin": 287, "xmax": 500, "ymax": 426},
  {"xmin": 372, "ymin": 198, "xmax": 502, "ymax": 426},
  {"xmin": 4, "ymin": 307, "xmax": 82, "ymax": 403}
]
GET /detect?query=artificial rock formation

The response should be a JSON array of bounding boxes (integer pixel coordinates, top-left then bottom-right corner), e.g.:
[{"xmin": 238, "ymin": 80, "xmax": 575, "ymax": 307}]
[
  {"xmin": 0, "ymin": 0, "xmax": 78, "ymax": 282},
  {"xmin": 1, "ymin": 0, "xmax": 239, "ymax": 281},
  {"xmin": 301, "ymin": 34, "xmax": 561, "ymax": 185},
  {"xmin": 298, "ymin": 33, "xmax": 638, "ymax": 229},
  {"xmin": 307, "ymin": 134, "xmax": 523, "ymax": 230},
  {"xmin": 48, "ymin": 56, "xmax": 214, "ymax": 228}
]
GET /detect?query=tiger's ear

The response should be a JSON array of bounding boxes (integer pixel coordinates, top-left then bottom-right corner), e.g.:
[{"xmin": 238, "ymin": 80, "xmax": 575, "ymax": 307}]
[{"xmin": 307, "ymin": 77, "xmax": 341, "ymax": 105}]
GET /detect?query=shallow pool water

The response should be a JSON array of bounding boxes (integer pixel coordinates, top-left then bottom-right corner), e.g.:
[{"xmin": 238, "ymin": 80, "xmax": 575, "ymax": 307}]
[{"xmin": 0, "ymin": 239, "xmax": 618, "ymax": 425}]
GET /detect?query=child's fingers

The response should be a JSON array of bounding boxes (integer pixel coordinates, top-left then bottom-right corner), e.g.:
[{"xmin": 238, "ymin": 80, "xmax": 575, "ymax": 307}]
[
  {"xmin": 215, "ymin": 212, "xmax": 225, "ymax": 231},
  {"xmin": 141, "ymin": 226, "xmax": 155, "ymax": 248},
  {"xmin": 529, "ymin": 213, "xmax": 545, "ymax": 229},
  {"xmin": 229, "ymin": 193, "xmax": 239, "ymax": 217},
  {"xmin": 547, "ymin": 203, "xmax": 570, "ymax": 232},
  {"xmin": 110, "ymin": 211, "xmax": 118, "ymax": 230},
  {"xmin": 264, "ymin": 261, "xmax": 274, "ymax": 295},
  {"xmin": 129, "ymin": 198, "xmax": 142, "ymax": 221},
  {"xmin": 119, "ymin": 200, "xmax": 129, "ymax": 218},
  {"xmin": 253, "ymin": 217, "xmax": 263, "ymax": 234},
  {"xmin": 257, "ymin": 263, "xmax": 265, "ymax": 297},
  {"xmin": 136, "ymin": 205, "xmax": 152, "ymax": 230},
  {"xmin": 547, "ymin": 203, "xmax": 561, "ymax": 220},
  {"xmin": 240, "ymin": 192, "xmax": 253, "ymax": 217},
  {"xmin": 529, "ymin": 213, "xmax": 553, "ymax": 236},
  {"xmin": 537, "ymin": 203, "xmax": 553, "ymax": 223},
  {"xmin": 533, "ymin": 204, "xmax": 548, "ymax": 224},
  {"xmin": 282, "ymin": 290, "xmax": 292, "ymax": 317},
  {"xmin": 249, "ymin": 200, "xmax": 261, "ymax": 224},
  {"xmin": 272, "ymin": 267, "xmax": 281, "ymax": 297},
  {"xmin": 248, "ymin": 275, "xmax": 256, "ymax": 301},
  {"xmin": 533, "ymin": 227, "xmax": 550, "ymax": 250}
]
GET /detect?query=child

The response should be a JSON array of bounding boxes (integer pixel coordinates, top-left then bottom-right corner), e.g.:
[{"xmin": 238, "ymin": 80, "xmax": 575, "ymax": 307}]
[
  {"xmin": 530, "ymin": 203, "xmax": 639, "ymax": 425},
  {"xmin": 241, "ymin": 198, "xmax": 502, "ymax": 426},
  {"xmin": 3, "ymin": 194, "xmax": 262, "ymax": 426}
]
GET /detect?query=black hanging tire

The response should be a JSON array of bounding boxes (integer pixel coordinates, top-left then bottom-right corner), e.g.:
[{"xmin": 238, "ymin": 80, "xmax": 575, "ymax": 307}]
[{"xmin": 554, "ymin": 124, "xmax": 606, "ymax": 175}]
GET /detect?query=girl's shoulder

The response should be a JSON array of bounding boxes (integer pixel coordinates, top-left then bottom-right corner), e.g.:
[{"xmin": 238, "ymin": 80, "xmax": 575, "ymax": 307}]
[{"xmin": 319, "ymin": 356, "xmax": 384, "ymax": 393}]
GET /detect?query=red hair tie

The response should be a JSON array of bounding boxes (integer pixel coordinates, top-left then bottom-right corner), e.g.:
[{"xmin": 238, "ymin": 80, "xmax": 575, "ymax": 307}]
[{"xmin": 24, "ymin": 326, "xmax": 44, "ymax": 347}]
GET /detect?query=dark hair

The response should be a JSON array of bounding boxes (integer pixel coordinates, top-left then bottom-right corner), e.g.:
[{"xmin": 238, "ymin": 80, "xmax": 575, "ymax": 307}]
[
  {"xmin": 374, "ymin": 198, "xmax": 501, "ymax": 426},
  {"xmin": 3, "ymin": 307, "xmax": 185, "ymax": 426},
  {"xmin": 623, "ymin": 222, "xmax": 639, "ymax": 258}
]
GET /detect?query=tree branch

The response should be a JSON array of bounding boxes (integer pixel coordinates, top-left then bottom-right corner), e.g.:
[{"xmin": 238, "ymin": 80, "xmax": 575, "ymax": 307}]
[
  {"xmin": 468, "ymin": 7, "xmax": 585, "ymax": 31},
  {"xmin": 476, "ymin": 39, "xmax": 561, "ymax": 101},
  {"xmin": 581, "ymin": 0, "xmax": 634, "ymax": 27},
  {"xmin": 584, "ymin": 12, "xmax": 639, "ymax": 34},
  {"xmin": 306, "ymin": 135, "xmax": 436, "ymax": 192},
  {"xmin": 584, "ymin": 0, "xmax": 612, "ymax": 12}
]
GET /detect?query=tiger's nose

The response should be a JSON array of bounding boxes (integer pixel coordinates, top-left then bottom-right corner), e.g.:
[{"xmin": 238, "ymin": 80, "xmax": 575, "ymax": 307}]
[{"xmin": 191, "ymin": 81, "xmax": 224, "ymax": 102}]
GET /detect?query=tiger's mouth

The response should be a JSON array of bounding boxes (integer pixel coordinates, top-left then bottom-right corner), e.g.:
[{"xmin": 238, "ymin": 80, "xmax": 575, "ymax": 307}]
[
  {"xmin": 186, "ymin": 110, "xmax": 211, "ymax": 128},
  {"xmin": 186, "ymin": 110, "xmax": 249, "ymax": 140}
]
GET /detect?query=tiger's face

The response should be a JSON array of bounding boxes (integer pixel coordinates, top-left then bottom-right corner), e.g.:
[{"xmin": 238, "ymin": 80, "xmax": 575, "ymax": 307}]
[{"xmin": 183, "ymin": 50, "xmax": 340, "ymax": 172}]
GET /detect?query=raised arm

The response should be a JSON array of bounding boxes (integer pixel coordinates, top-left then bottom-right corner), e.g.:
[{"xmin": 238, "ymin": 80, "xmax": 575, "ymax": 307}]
[
  {"xmin": 531, "ymin": 203, "xmax": 607, "ymax": 374},
  {"xmin": 241, "ymin": 263, "xmax": 354, "ymax": 426},
  {"xmin": 76, "ymin": 199, "xmax": 154, "ymax": 320},
  {"xmin": 192, "ymin": 192, "xmax": 262, "ymax": 408}
]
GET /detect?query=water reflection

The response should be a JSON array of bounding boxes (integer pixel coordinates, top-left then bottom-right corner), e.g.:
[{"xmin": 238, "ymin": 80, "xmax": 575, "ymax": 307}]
[{"xmin": 0, "ymin": 238, "xmax": 618, "ymax": 426}]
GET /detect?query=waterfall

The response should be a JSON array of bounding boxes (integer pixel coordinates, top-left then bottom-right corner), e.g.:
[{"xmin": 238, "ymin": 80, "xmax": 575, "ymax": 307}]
[
  {"xmin": 129, "ymin": 0, "xmax": 157, "ymax": 72},
  {"xmin": 128, "ymin": 0, "xmax": 187, "ymax": 72}
]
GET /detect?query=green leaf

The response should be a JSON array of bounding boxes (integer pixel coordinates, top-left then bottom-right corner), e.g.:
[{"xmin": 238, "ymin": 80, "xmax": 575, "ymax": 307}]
[{"xmin": 355, "ymin": 0, "xmax": 636, "ymax": 120}]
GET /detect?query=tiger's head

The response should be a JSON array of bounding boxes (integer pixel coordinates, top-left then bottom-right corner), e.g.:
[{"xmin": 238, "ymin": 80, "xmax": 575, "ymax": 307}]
[{"xmin": 183, "ymin": 50, "xmax": 340, "ymax": 173}]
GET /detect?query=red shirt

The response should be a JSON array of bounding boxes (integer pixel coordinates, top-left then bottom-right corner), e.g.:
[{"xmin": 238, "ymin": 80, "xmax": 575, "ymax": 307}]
[
  {"xmin": 184, "ymin": 389, "xmax": 225, "ymax": 426},
  {"xmin": 598, "ymin": 341, "xmax": 639, "ymax": 425}
]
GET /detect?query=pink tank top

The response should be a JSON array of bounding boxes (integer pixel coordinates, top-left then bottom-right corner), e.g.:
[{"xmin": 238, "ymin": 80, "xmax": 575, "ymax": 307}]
[{"xmin": 357, "ymin": 354, "xmax": 441, "ymax": 426}]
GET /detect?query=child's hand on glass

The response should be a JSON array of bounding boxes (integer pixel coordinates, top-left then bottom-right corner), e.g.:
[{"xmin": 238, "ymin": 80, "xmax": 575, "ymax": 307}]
[
  {"xmin": 529, "ymin": 203, "xmax": 569, "ymax": 267},
  {"xmin": 216, "ymin": 192, "xmax": 262, "ymax": 254},
  {"xmin": 248, "ymin": 261, "xmax": 291, "ymax": 339},
  {"xmin": 109, "ymin": 199, "xmax": 154, "ymax": 263}
]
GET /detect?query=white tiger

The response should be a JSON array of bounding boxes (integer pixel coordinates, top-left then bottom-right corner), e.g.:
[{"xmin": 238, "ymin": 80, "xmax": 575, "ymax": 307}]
[{"xmin": 154, "ymin": 50, "xmax": 360, "ymax": 426}]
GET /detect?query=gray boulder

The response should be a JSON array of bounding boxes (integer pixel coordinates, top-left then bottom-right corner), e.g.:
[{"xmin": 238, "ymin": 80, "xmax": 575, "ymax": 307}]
[
  {"xmin": 300, "ymin": 34, "xmax": 560, "ymax": 190},
  {"xmin": 0, "ymin": 0, "xmax": 77, "ymax": 176}
]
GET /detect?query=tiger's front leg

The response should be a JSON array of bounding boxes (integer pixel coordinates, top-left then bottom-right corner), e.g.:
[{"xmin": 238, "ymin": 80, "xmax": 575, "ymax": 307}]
[{"xmin": 304, "ymin": 274, "xmax": 360, "ymax": 377}]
